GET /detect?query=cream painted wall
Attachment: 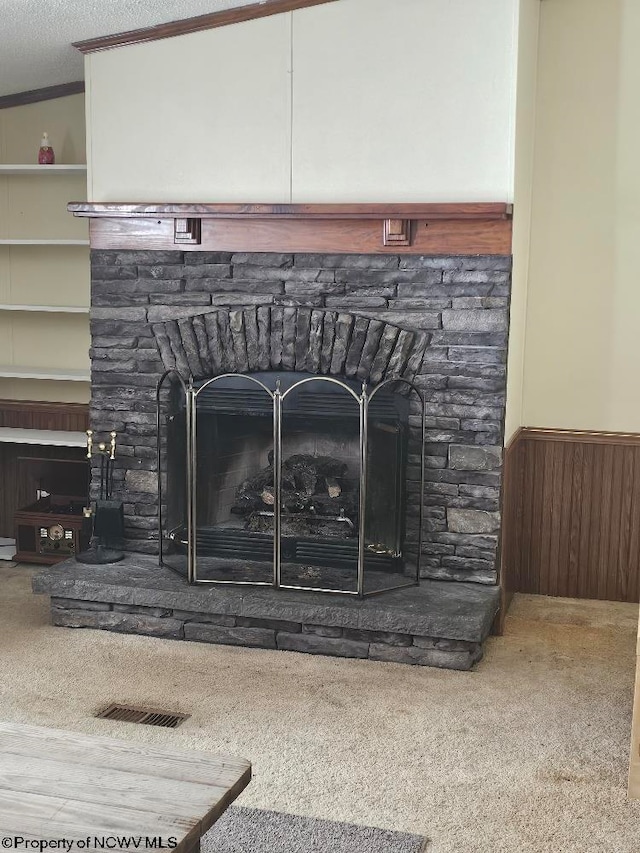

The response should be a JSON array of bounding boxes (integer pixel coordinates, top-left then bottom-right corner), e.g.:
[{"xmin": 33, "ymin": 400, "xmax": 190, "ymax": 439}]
[
  {"xmin": 86, "ymin": 14, "xmax": 292, "ymax": 203},
  {"xmin": 86, "ymin": 0, "xmax": 519, "ymax": 203},
  {"xmin": 0, "ymin": 94, "xmax": 85, "ymax": 164},
  {"xmin": 0, "ymin": 93, "xmax": 90, "ymax": 404},
  {"xmin": 521, "ymin": 0, "xmax": 639, "ymax": 432},
  {"xmin": 504, "ymin": 0, "xmax": 539, "ymax": 443},
  {"xmin": 291, "ymin": 0, "xmax": 517, "ymax": 202},
  {"xmin": 609, "ymin": 0, "xmax": 640, "ymax": 430}
]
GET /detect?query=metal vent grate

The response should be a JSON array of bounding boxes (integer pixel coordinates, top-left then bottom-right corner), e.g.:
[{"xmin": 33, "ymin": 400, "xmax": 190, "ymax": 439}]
[{"xmin": 95, "ymin": 704, "xmax": 190, "ymax": 728}]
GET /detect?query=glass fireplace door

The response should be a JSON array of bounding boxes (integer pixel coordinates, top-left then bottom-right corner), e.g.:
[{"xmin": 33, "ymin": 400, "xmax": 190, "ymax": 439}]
[
  {"xmin": 278, "ymin": 377, "xmax": 362, "ymax": 593},
  {"xmin": 192, "ymin": 375, "xmax": 275, "ymax": 585},
  {"xmin": 362, "ymin": 379, "xmax": 424, "ymax": 594},
  {"xmin": 157, "ymin": 370, "xmax": 190, "ymax": 579}
]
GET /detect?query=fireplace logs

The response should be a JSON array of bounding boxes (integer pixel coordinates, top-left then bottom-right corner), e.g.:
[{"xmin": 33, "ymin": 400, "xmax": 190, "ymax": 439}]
[{"xmin": 233, "ymin": 453, "xmax": 358, "ymax": 538}]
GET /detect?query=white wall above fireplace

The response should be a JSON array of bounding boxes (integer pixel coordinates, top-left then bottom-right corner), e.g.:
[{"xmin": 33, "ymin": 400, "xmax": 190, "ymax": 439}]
[{"xmin": 84, "ymin": 0, "xmax": 519, "ymax": 203}]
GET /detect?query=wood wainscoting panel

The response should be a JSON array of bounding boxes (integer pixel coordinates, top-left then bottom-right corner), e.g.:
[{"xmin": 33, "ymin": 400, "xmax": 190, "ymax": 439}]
[
  {"xmin": 502, "ymin": 428, "xmax": 640, "ymax": 603},
  {"xmin": 0, "ymin": 400, "xmax": 89, "ymax": 432}
]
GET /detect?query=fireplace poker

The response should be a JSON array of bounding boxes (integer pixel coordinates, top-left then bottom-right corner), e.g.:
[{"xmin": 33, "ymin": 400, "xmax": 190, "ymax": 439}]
[{"xmin": 98, "ymin": 442, "xmax": 106, "ymax": 499}]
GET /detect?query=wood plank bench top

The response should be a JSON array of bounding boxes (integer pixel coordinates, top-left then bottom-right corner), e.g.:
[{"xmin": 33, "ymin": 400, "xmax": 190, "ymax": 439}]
[{"xmin": 0, "ymin": 721, "xmax": 251, "ymax": 851}]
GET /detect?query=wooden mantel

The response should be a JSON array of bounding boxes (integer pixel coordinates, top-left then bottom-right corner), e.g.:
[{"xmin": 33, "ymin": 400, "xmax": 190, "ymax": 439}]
[{"xmin": 69, "ymin": 202, "xmax": 513, "ymax": 255}]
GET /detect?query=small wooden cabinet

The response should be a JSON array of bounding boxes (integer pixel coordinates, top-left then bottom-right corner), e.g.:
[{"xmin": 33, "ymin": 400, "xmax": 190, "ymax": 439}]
[{"xmin": 13, "ymin": 457, "xmax": 90, "ymax": 564}]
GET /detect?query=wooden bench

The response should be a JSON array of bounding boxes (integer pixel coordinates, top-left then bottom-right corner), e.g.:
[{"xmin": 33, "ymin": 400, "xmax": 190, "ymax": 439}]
[{"xmin": 0, "ymin": 721, "xmax": 251, "ymax": 850}]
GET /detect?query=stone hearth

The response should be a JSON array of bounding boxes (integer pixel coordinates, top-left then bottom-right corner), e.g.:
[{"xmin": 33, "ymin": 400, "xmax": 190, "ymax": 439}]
[{"xmin": 33, "ymin": 554, "xmax": 500, "ymax": 670}]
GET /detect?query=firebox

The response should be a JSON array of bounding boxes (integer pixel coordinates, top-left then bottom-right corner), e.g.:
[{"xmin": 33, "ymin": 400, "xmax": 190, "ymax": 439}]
[{"xmin": 157, "ymin": 370, "xmax": 425, "ymax": 595}]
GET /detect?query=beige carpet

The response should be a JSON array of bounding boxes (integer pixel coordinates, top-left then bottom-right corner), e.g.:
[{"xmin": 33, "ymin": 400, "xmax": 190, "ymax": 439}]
[{"xmin": 1, "ymin": 563, "xmax": 639, "ymax": 852}]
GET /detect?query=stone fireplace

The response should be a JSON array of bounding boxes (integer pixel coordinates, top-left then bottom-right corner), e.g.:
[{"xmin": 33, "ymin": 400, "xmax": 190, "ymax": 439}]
[
  {"xmin": 93, "ymin": 249, "xmax": 508, "ymax": 585},
  {"xmin": 33, "ymin": 203, "xmax": 511, "ymax": 669}
]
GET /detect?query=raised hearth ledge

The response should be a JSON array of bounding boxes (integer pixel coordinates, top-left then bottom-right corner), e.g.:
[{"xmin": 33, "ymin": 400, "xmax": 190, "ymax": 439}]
[
  {"xmin": 32, "ymin": 555, "xmax": 500, "ymax": 670},
  {"xmin": 68, "ymin": 202, "xmax": 513, "ymax": 255}
]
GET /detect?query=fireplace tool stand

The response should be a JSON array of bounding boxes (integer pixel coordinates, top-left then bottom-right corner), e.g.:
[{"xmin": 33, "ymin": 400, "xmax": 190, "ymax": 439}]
[{"xmin": 76, "ymin": 430, "xmax": 125, "ymax": 565}]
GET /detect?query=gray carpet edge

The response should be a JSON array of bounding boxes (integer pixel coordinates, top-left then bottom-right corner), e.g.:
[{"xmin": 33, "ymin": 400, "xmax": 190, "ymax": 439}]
[{"xmin": 203, "ymin": 805, "xmax": 428, "ymax": 853}]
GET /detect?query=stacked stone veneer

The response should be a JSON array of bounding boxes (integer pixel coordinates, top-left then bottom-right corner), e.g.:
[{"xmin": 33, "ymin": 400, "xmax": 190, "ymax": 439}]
[
  {"xmin": 150, "ymin": 304, "xmax": 429, "ymax": 384},
  {"xmin": 90, "ymin": 250, "xmax": 511, "ymax": 585},
  {"xmin": 50, "ymin": 597, "xmax": 483, "ymax": 670}
]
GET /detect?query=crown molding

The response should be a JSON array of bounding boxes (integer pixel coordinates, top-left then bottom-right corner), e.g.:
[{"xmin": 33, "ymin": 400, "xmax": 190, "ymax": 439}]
[
  {"xmin": 73, "ymin": 0, "xmax": 340, "ymax": 54},
  {"xmin": 0, "ymin": 81, "xmax": 84, "ymax": 110}
]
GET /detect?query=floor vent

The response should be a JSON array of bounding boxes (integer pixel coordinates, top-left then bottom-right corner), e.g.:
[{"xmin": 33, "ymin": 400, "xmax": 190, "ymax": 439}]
[{"xmin": 95, "ymin": 704, "xmax": 190, "ymax": 728}]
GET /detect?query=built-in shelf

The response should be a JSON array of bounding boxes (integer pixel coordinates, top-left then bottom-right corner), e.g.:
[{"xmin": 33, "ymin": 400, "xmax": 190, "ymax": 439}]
[
  {"xmin": 0, "ymin": 427, "xmax": 86, "ymax": 447},
  {"xmin": 0, "ymin": 239, "xmax": 89, "ymax": 246},
  {"xmin": 0, "ymin": 165, "xmax": 87, "ymax": 175},
  {"xmin": 0, "ymin": 304, "xmax": 89, "ymax": 314},
  {"xmin": 0, "ymin": 366, "xmax": 89, "ymax": 382},
  {"xmin": 0, "ymin": 157, "xmax": 90, "ymax": 410}
]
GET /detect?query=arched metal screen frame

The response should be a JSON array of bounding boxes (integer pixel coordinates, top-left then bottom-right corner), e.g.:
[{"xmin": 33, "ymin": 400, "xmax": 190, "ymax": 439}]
[
  {"xmin": 364, "ymin": 376, "xmax": 426, "ymax": 595},
  {"xmin": 192, "ymin": 374, "xmax": 275, "ymax": 587},
  {"xmin": 279, "ymin": 375, "xmax": 363, "ymax": 594},
  {"xmin": 157, "ymin": 371, "xmax": 426, "ymax": 596},
  {"xmin": 156, "ymin": 369, "xmax": 193, "ymax": 581}
]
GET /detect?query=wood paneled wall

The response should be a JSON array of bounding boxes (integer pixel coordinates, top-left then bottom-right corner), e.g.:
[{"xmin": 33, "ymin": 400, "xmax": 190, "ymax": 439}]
[
  {"xmin": 502, "ymin": 429, "xmax": 640, "ymax": 603},
  {"xmin": 0, "ymin": 400, "xmax": 89, "ymax": 432}
]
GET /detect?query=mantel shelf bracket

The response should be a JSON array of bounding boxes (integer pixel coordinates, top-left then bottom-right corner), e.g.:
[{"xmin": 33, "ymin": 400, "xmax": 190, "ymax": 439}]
[
  {"xmin": 383, "ymin": 218, "xmax": 412, "ymax": 247},
  {"xmin": 174, "ymin": 217, "xmax": 202, "ymax": 245}
]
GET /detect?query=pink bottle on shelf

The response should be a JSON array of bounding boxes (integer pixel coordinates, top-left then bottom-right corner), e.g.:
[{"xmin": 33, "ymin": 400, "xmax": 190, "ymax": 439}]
[{"xmin": 38, "ymin": 132, "xmax": 55, "ymax": 165}]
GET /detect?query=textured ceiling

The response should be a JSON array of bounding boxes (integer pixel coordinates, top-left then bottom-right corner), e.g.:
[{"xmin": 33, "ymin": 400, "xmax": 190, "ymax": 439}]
[{"xmin": 0, "ymin": 0, "xmax": 258, "ymax": 97}]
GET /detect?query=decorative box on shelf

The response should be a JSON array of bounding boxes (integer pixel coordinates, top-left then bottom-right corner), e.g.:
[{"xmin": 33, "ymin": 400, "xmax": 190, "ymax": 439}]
[{"xmin": 14, "ymin": 457, "xmax": 90, "ymax": 565}]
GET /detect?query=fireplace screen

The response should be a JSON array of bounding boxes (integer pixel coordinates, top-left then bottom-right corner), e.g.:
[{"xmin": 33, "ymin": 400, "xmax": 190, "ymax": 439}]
[{"xmin": 157, "ymin": 371, "xmax": 425, "ymax": 596}]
